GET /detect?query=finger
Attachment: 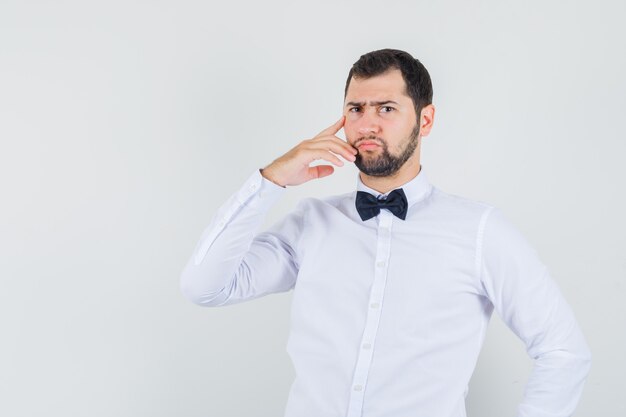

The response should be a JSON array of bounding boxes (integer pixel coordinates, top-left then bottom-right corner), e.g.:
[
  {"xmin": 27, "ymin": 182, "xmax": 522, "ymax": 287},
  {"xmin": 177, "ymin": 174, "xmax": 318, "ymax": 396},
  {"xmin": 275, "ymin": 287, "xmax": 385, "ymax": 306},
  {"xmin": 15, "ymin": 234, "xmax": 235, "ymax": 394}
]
[
  {"xmin": 314, "ymin": 115, "xmax": 345, "ymax": 138},
  {"xmin": 309, "ymin": 138, "xmax": 357, "ymax": 161},
  {"xmin": 308, "ymin": 165, "xmax": 334, "ymax": 180},
  {"xmin": 308, "ymin": 149, "xmax": 345, "ymax": 167},
  {"xmin": 313, "ymin": 134, "xmax": 358, "ymax": 153}
]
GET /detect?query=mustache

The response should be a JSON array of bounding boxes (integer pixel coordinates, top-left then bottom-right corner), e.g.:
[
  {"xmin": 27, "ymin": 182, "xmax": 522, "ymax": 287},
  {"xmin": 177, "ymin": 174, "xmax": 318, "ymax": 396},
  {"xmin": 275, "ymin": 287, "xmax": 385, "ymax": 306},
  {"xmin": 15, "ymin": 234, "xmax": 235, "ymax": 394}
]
[{"xmin": 353, "ymin": 136, "xmax": 385, "ymax": 147}]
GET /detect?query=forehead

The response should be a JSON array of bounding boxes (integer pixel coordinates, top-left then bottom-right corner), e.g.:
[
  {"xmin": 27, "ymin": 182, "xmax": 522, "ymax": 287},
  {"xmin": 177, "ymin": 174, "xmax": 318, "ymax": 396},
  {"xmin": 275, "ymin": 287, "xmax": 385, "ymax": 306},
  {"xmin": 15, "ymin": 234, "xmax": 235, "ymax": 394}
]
[{"xmin": 344, "ymin": 69, "xmax": 411, "ymax": 104}]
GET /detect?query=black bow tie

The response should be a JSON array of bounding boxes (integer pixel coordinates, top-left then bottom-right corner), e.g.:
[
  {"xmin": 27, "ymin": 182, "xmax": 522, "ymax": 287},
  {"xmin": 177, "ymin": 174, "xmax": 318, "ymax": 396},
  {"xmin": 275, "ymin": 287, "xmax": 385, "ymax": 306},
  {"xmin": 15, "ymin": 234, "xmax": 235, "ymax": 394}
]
[{"xmin": 355, "ymin": 188, "xmax": 408, "ymax": 221}]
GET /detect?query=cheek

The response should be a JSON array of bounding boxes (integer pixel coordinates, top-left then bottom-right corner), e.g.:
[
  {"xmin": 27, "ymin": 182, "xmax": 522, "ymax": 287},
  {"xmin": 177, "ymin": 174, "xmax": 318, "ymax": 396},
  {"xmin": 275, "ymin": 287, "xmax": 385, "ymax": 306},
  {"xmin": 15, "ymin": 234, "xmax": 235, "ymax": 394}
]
[
  {"xmin": 343, "ymin": 122, "xmax": 358, "ymax": 142},
  {"xmin": 390, "ymin": 121, "xmax": 414, "ymax": 138}
]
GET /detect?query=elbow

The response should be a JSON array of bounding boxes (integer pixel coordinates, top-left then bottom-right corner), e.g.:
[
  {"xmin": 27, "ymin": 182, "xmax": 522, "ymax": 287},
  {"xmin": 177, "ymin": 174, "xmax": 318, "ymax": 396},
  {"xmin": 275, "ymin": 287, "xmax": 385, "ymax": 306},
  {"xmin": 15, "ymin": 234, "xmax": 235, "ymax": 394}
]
[
  {"xmin": 579, "ymin": 344, "xmax": 593, "ymax": 376},
  {"xmin": 179, "ymin": 275, "xmax": 203, "ymax": 306},
  {"xmin": 573, "ymin": 349, "xmax": 593, "ymax": 384},
  {"xmin": 179, "ymin": 269, "xmax": 228, "ymax": 307},
  {"xmin": 530, "ymin": 334, "xmax": 593, "ymax": 377},
  {"xmin": 573, "ymin": 330, "xmax": 593, "ymax": 376},
  {"xmin": 556, "ymin": 340, "xmax": 593, "ymax": 378}
]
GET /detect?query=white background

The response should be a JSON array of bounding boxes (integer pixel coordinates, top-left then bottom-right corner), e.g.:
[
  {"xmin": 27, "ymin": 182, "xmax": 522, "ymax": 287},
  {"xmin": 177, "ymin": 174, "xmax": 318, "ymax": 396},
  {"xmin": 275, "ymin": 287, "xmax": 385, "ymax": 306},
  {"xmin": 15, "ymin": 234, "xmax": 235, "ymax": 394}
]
[{"xmin": 1, "ymin": 0, "xmax": 624, "ymax": 416}]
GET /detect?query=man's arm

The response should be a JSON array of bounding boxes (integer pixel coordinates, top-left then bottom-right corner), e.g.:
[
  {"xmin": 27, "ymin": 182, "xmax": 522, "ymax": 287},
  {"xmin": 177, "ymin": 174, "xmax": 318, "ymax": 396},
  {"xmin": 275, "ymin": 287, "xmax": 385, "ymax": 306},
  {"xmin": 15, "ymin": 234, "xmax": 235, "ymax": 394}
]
[
  {"xmin": 478, "ymin": 207, "xmax": 592, "ymax": 417},
  {"xmin": 180, "ymin": 116, "xmax": 357, "ymax": 307},
  {"xmin": 180, "ymin": 169, "xmax": 298, "ymax": 306}
]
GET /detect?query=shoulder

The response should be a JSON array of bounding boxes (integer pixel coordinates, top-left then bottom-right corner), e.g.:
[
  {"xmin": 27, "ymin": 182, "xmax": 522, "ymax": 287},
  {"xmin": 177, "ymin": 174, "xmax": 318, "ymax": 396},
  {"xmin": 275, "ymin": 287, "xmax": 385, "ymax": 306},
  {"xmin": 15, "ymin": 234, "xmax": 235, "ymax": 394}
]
[
  {"xmin": 429, "ymin": 186, "xmax": 494, "ymax": 213},
  {"xmin": 419, "ymin": 186, "xmax": 496, "ymax": 226},
  {"xmin": 427, "ymin": 187, "xmax": 533, "ymax": 250}
]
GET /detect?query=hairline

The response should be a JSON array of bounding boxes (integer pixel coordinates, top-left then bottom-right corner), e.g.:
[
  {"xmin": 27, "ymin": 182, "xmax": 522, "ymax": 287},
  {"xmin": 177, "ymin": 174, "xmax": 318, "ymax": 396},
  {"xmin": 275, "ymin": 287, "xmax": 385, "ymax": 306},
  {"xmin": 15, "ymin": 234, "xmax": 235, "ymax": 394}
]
[{"xmin": 344, "ymin": 70, "xmax": 412, "ymax": 100}]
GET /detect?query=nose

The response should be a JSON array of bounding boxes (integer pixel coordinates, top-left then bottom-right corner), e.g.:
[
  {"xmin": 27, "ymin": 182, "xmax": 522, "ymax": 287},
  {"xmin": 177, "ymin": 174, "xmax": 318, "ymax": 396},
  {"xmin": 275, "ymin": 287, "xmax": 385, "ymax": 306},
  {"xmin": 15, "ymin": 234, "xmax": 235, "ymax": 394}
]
[{"xmin": 356, "ymin": 110, "xmax": 381, "ymax": 136}]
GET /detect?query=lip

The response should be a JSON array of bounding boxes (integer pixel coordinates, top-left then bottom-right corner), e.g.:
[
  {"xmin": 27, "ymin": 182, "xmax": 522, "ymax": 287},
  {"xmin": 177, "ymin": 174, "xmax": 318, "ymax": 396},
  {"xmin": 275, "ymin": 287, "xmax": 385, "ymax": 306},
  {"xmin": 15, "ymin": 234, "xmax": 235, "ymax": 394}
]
[{"xmin": 357, "ymin": 141, "xmax": 381, "ymax": 150}]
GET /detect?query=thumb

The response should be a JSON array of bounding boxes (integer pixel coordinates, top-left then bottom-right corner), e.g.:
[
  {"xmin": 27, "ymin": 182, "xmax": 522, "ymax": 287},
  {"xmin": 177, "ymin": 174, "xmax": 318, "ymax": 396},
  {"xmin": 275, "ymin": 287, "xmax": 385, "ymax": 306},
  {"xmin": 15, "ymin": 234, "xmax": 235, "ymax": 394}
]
[{"xmin": 308, "ymin": 165, "xmax": 334, "ymax": 180}]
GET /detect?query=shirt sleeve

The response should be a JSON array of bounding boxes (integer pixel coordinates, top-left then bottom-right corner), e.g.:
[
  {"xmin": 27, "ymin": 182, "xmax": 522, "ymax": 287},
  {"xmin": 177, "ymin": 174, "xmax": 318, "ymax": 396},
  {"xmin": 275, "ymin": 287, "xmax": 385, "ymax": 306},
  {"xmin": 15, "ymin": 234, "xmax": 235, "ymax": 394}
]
[
  {"xmin": 179, "ymin": 169, "xmax": 304, "ymax": 307},
  {"xmin": 478, "ymin": 207, "xmax": 592, "ymax": 417}
]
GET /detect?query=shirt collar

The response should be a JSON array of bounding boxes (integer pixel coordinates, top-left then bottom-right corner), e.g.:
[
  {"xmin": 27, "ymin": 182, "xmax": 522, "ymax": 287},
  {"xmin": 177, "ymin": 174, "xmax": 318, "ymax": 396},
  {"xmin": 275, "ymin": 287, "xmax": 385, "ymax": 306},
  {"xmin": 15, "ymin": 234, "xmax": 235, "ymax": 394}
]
[{"xmin": 355, "ymin": 164, "xmax": 432, "ymax": 209}]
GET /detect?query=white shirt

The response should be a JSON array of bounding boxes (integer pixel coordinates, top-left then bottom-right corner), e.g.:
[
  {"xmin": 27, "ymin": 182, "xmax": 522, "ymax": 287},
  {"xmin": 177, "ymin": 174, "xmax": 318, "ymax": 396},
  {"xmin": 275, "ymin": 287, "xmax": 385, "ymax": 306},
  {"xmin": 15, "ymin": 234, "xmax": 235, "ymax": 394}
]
[{"xmin": 180, "ymin": 167, "xmax": 592, "ymax": 417}]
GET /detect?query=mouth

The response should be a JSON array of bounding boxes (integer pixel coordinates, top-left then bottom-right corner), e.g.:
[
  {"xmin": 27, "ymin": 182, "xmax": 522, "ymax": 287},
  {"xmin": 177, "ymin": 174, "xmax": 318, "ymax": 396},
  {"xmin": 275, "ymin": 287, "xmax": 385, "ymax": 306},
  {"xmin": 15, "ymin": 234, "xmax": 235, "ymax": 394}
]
[{"xmin": 356, "ymin": 140, "xmax": 382, "ymax": 151}]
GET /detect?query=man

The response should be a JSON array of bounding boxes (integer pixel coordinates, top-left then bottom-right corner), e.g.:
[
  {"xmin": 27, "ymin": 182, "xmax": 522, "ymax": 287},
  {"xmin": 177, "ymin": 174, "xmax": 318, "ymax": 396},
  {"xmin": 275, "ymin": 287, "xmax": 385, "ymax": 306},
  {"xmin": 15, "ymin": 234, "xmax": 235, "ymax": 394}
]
[{"xmin": 180, "ymin": 49, "xmax": 591, "ymax": 417}]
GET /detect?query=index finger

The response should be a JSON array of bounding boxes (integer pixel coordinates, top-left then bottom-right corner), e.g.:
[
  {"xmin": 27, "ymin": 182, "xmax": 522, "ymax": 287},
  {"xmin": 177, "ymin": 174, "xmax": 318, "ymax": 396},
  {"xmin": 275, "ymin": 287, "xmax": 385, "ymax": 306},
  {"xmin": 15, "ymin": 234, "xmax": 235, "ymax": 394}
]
[{"xmin": 314, "ymin": 115, "xmax": 345, "ymax": 138}]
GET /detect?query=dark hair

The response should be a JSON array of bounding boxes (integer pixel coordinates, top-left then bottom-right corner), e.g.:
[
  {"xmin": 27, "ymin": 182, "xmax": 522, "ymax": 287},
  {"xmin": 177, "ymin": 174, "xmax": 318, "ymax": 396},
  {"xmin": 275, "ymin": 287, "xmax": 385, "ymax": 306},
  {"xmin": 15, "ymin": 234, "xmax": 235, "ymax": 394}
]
[{"xmin": 344, "ymin": 48, "xmax": 433, "ymax": 118}]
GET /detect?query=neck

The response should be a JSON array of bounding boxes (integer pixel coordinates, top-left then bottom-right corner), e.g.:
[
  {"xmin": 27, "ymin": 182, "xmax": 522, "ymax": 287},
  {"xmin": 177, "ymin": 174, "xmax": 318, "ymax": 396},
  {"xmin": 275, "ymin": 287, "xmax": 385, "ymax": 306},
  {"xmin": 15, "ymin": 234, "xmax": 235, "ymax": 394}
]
[{"xmin": 360, "ymin": 157, "xmax": 422, "ymax": 194}]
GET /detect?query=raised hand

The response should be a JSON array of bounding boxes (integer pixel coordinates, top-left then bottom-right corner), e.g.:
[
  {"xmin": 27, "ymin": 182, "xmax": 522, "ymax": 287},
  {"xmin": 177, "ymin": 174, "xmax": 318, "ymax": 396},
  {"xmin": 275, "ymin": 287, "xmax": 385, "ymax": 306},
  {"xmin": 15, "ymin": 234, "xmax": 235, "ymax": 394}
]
[{"xmin": 260, "ymin": 116, "xmax": 357, "ymax": 187}]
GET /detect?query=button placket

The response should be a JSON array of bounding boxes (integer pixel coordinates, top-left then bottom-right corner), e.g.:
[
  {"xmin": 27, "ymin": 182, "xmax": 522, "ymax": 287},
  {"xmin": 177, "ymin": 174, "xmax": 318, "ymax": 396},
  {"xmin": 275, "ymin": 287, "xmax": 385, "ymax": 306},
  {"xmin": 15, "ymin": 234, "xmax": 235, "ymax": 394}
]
[{"xmin": 346, "ymin": 211, "xmax": 394, "ymax": 417}]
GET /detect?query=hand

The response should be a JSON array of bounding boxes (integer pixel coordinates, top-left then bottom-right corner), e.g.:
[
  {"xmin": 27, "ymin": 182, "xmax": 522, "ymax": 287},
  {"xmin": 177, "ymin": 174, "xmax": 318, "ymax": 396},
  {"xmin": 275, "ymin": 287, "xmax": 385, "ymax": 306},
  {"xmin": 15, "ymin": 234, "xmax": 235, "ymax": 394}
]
[{"xmin": 261, "ymin": 116, "xmax": 357, "ymax": 187}]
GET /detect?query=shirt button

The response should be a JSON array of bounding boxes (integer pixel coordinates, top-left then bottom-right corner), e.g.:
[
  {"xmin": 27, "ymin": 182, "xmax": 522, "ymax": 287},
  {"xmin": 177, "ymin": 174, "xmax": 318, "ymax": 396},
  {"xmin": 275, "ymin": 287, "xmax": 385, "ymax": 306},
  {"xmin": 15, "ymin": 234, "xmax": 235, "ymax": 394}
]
[
  {"xmin": 370, "ymin": 302, "xmax": 380, "ymax": 309},
  {"xmin": 353, "ymin": 385, "xmax": 363, "ymax": 392},
  {"xmin": 376, "ymin": 260, "xmax": 385, "ymax": 268},
  {"xmin": 362, "ymin": 343, "xmax": 372, "ymax": 350},
  {"xmin": 250, "ymin": 183, "xmax": 258, "ymax": 190},
  {"xmin": 218, "ymin": 220, "xmax": 226, "ymax": 228}
]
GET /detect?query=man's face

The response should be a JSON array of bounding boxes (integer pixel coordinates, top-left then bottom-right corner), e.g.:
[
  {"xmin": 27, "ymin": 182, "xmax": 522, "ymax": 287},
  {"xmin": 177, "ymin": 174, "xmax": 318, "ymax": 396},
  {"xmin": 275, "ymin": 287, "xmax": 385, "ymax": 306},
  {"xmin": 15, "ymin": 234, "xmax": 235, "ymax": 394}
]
[{"xmin": 344, "ymin": 69, "xmax": 420, "ymax": 177}]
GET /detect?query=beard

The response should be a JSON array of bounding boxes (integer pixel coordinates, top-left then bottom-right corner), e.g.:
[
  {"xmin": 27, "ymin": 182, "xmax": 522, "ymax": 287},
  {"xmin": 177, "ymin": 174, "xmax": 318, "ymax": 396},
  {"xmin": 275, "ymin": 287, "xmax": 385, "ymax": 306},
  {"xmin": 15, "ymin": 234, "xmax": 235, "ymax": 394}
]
[{"xmin": 353, "ymin": 122, "xmax": 420, "ymax": 177}]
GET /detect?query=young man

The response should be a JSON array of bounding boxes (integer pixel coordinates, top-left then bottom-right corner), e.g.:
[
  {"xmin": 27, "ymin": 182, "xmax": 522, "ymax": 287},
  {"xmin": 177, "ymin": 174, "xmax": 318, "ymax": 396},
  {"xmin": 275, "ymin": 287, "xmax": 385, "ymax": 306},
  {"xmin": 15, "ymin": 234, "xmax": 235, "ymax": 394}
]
[{"xmin": 180, "ymin": 49, "xmax": 591, "ymax": 417}]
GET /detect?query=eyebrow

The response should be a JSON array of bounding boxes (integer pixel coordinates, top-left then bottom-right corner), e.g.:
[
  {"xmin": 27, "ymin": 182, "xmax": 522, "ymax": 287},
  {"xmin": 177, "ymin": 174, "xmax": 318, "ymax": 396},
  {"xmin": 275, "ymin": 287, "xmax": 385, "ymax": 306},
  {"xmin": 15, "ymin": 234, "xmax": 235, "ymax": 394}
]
[{"xmin": 345, "ymin": 100, "xmax": 399, "ymax": 107}]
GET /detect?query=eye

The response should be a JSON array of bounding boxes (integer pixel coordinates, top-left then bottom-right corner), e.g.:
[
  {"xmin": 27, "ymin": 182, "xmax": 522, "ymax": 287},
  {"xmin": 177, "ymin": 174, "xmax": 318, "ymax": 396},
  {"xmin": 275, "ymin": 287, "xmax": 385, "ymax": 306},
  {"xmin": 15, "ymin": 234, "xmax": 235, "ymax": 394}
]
[
  {"xmin": 349, "ymin": 107, "xmax": 361, "ymax": 113},
  {"xmin": 380, "ymin": 106, "xmax": 395, "ymax": 113}
]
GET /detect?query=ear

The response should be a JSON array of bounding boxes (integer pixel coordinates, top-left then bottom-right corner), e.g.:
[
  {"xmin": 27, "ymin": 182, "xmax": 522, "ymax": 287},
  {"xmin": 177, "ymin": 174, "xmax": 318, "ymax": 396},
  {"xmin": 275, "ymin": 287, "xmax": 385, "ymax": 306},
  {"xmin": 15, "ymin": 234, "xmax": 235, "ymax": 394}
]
[{"xmin": 418, "ymin": 104, "xmax": 436, "ymax": 137}]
